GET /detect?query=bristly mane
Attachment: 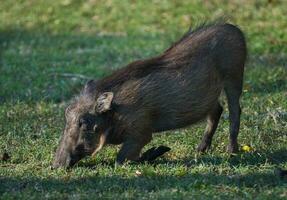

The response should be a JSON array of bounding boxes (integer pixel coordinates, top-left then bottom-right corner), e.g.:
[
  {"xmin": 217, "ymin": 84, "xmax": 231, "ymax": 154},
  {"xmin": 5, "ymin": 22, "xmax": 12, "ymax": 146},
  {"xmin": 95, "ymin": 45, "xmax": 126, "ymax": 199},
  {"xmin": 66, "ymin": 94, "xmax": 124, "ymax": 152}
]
[
  {"xmin": 97, "ymin": 20, "xmax": 228, "ymax": 91},
  {"xmin": 164, "ymin": 19, "xmax": 227, "ymax": 53}
]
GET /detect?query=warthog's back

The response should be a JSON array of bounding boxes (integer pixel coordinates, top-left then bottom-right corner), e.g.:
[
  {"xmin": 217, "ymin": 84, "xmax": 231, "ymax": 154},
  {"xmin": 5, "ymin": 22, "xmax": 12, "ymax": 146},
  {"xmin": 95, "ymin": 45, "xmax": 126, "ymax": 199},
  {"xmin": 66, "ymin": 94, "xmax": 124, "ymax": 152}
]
[{"xmin": 98, "ymin": 23, "xmax": 246, "ymax": 133}]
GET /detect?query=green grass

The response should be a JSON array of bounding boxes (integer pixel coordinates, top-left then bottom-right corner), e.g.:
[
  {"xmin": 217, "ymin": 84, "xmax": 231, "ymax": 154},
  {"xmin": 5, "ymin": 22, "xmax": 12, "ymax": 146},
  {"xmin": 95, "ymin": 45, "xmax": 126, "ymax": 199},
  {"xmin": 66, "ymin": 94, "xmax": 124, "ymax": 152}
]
[{"xmin": 0, "ymin": 0, "xmax": 286, "ymax": 199}]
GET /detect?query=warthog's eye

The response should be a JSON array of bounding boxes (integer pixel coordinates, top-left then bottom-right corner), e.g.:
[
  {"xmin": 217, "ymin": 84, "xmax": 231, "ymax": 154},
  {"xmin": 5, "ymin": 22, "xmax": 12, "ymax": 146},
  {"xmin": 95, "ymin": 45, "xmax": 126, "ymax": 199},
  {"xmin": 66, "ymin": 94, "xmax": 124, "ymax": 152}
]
[
  {"xmin": 79, "ymin": 118, "xmax": 89, "ymax": 131},
  {"xmin": 93, "ymin": 124, "xmax": 98, "ymax": 132},
  {"xmin": 79, "ymin": 114, "xmax": 97, "ymax": 131},
  {"xmin": 79, "ymin": 118, "xmax": 85, "ymax": 127}
]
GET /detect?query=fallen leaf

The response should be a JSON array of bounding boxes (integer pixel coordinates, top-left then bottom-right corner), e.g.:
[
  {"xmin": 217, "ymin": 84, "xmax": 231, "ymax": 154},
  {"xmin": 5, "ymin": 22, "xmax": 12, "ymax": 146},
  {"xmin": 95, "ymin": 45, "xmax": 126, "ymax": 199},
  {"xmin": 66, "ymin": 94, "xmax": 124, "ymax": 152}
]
[{"xmin": 135, "ymin": 170, "xmax": 142, "ymax": 176}]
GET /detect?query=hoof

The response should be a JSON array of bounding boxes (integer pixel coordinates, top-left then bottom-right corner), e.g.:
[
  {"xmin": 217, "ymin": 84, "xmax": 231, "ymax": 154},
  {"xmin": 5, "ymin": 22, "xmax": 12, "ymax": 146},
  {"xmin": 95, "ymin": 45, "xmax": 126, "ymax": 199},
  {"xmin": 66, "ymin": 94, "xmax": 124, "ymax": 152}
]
[
  {"xmin": 227, "ymin": 144, "xmax": 239, "ymax": 154},
  {"xmin": 139, "ymin": 146, "xmax": 171, "ymax": 162},
  {"xmin": 197, "ymin": 142, "xmax": 211, "ymax": 153}
]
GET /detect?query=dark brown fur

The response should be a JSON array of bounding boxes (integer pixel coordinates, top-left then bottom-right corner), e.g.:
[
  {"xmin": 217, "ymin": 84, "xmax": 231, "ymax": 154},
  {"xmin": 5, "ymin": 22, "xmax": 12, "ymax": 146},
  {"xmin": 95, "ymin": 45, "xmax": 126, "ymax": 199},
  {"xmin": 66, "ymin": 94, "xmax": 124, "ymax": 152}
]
[{"xmin": 53, "ymin": 22, "xmax": 247, "ymax": 168}]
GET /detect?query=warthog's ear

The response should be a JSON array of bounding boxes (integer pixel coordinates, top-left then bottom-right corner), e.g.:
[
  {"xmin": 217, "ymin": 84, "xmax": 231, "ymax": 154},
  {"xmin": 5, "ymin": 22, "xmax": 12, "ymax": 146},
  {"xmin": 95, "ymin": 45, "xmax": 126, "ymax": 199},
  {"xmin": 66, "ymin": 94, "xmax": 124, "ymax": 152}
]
[
  {"xmin": 95, "ymin": 92, "xmax": 114, "ymax": 113},
  {"xmin": 84, "ymin": 79, "xmax": 97, "ymax": 94}
]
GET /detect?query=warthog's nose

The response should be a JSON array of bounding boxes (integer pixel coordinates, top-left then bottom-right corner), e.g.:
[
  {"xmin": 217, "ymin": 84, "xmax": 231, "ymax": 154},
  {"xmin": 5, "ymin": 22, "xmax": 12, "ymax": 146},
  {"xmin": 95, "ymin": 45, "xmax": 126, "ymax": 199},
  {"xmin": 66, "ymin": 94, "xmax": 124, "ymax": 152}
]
[
  {"xmin": 51, "ymin": 164, "xmax": 58, "ymax": 170},
  {"xmin": 51, "ymin": 161, "xmax": 63, "ymax": 170},
  {"xmin": 51, "ymin": 156, "xmax": 71, "ymax": 169}
]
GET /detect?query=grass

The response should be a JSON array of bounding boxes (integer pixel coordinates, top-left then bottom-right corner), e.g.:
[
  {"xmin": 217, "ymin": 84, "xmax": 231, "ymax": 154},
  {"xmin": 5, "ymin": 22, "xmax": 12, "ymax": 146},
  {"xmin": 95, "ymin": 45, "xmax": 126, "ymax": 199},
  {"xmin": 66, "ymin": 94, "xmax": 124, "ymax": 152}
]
[{"xmin": 0, "ymin": 0, "xmax": 286, "ymax": 199}]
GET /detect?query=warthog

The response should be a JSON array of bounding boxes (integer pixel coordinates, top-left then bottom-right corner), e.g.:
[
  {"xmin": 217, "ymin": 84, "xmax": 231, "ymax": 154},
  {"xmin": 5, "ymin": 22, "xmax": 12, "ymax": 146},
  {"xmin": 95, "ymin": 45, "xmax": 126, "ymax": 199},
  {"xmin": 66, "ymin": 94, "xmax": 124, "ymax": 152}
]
[{"xmin": 52, "ymin": 22, "xmax": 247, "ymax": 168}]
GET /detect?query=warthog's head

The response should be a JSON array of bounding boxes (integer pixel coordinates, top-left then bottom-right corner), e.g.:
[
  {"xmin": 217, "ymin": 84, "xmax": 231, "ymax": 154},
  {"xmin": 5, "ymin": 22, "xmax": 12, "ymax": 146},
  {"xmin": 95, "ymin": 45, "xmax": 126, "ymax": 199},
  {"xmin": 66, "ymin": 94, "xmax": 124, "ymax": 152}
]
[{"xmin": 52, "ymin": 86, "xmax": 114, "ymax": 169}]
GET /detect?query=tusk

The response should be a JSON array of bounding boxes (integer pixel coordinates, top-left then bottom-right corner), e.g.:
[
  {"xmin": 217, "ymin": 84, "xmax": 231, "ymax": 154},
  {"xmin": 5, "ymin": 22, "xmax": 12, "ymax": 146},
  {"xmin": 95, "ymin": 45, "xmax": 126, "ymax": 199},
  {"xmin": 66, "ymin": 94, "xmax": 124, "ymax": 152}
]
[{"xmin": 91, "ymin": 128, "xmax": 110, "ymax": 157}]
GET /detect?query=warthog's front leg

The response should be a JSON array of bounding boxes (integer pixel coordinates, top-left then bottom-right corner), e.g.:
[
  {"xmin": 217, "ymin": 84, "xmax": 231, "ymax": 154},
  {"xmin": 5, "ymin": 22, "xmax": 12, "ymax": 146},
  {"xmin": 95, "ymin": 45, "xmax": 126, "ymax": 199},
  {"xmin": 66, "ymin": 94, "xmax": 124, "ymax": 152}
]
[{"xmin": 115, "ymin": 133, "xmax": 152, "ymax": 166}]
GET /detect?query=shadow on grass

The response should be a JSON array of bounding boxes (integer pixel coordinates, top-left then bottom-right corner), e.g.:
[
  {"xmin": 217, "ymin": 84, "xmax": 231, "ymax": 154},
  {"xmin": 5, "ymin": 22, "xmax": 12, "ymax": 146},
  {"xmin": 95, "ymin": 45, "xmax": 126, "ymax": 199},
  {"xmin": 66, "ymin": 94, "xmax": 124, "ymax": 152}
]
[
  {"xmin": 0, "ymin": 29, "xmax": 121, "ymax": 103},
  {"xmin": 76, "ymin": 148, "xmax": 287, "ymax": 171},
  {"xmin": 249, "ymin": 78, "xmax": 287, "ymax": 94},
  {"xmin": 0, "ymin": 29, "xmax": 166, "ymax": 103},
  {"xmin": 154, "ymin": 148, "xmax": 287, "ymax": 168},
  {"xmin": 0, "ymin": 170, "xmax": 285, "ymax": 198}
]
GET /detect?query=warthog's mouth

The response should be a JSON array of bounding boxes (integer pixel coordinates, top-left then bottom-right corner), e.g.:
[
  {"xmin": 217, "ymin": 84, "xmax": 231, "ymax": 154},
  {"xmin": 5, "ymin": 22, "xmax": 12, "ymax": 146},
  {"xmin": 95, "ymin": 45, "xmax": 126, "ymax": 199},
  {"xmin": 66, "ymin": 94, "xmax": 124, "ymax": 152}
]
[{"xmin": 52, "ymin": 151, "xmax": 87, "ymax": 169}]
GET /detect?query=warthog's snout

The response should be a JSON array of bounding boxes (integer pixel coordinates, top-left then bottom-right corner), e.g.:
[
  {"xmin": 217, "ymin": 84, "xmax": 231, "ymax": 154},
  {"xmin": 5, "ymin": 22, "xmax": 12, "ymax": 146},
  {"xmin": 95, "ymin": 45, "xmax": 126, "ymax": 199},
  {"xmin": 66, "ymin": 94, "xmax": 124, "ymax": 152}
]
[
  {"xmin": 52, "ymin": 138, "xmax": 82, "ymax": 169},
  {"xmin": 51, "ymin": 157, "xmax": 71, "ymax": 169},
  {"xmin": 52, "ymin": 151, "xmax": 81, "ymax": 169}
]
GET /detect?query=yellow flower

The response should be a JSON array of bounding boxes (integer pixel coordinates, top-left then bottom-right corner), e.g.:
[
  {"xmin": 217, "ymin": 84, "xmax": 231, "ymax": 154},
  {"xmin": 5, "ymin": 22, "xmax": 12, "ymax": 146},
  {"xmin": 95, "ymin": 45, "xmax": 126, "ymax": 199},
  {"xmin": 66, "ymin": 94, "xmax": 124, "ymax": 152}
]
[{"xmin": 242, "ymin": 145, "xmax": 252, "ymax": 152}]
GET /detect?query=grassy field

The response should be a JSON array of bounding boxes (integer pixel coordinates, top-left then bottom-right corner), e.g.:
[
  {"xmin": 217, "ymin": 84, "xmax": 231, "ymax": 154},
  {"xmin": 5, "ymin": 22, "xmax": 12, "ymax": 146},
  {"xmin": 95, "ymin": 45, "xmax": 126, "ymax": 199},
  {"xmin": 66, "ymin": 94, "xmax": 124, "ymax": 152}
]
[{"xmin": 0, "ymin": 0, "xmax": 286, "ymax": 199}]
